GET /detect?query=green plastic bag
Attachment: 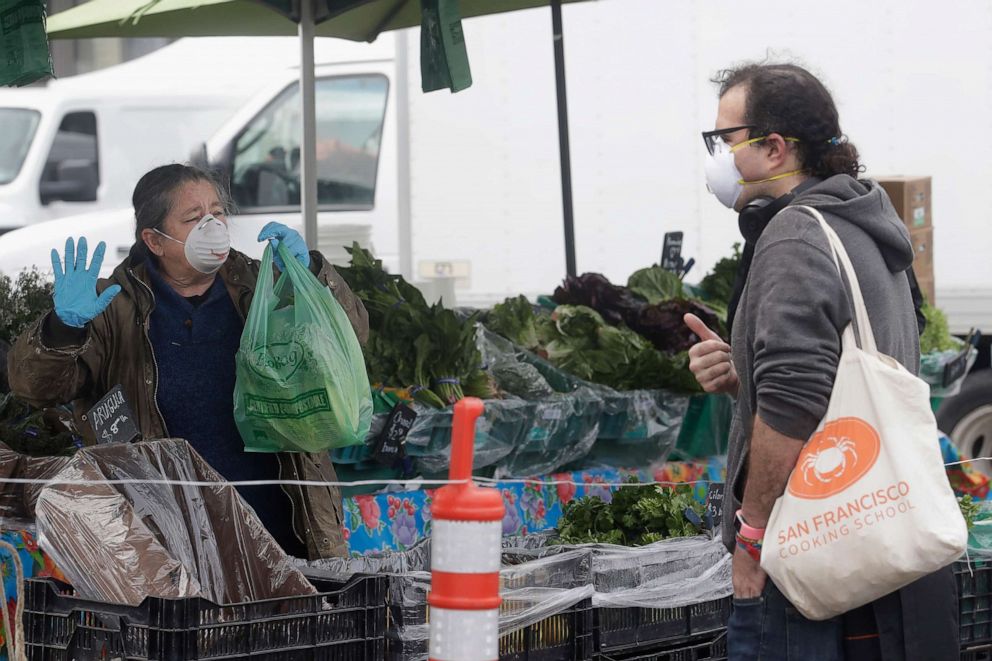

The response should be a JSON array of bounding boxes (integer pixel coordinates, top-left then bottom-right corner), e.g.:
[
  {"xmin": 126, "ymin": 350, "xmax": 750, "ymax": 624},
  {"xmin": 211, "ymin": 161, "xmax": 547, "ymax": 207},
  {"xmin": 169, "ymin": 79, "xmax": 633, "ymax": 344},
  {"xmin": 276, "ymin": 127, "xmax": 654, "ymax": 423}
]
[{"xmin": 234, "ymin": 243, "xmax": 372, "ymax": 453}]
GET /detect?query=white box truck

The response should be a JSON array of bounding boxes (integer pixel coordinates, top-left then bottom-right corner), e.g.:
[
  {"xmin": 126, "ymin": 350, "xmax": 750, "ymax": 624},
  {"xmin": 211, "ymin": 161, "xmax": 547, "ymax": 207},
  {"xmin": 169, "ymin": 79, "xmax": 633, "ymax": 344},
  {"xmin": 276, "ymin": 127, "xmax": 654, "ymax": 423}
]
[{"xmin": 0, "ymin": 35, "xmax": 388, "ymax": 235}]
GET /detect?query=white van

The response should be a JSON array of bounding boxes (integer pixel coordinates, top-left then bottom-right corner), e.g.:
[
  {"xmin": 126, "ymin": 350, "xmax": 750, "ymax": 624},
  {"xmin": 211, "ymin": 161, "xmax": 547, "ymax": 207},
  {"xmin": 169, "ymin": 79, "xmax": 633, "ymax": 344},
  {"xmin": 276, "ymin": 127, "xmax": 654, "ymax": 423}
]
[
  {"xmin": 0, "ymin": 52, "xmax": 396, "ymax": 274},
  {"xmin": 0, "ymin": 36, "xmax": 383, "ymax": 235},
  {"xmin": 0, "ymin": 89, "xmax": 247, "ymax": 233}
]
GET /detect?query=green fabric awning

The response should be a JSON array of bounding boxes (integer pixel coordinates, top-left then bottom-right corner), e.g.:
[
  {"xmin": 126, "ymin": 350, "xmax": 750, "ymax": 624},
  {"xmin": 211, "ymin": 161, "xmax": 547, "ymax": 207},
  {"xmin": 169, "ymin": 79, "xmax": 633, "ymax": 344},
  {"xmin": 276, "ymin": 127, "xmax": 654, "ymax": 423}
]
[{"xmin": 47, "ymin": 0, "xmax": 593, "ymax": 42}]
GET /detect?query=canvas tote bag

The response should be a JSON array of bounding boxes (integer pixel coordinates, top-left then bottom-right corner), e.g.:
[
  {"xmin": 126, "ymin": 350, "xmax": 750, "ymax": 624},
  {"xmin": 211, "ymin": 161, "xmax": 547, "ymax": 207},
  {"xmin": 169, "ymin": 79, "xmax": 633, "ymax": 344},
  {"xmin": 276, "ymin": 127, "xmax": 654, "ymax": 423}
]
[{"xmin": 760, "ymin": 206, "xmax": 966, "ymax": 621}]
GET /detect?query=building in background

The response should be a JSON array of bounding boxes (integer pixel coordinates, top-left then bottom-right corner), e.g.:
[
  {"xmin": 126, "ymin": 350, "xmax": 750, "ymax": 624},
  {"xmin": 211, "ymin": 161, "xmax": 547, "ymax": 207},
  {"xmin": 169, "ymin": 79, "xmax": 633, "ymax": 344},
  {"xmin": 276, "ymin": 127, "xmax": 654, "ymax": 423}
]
[{"xmin": 45, "ymin": 0, "xmax": 171, "ymax": 77}]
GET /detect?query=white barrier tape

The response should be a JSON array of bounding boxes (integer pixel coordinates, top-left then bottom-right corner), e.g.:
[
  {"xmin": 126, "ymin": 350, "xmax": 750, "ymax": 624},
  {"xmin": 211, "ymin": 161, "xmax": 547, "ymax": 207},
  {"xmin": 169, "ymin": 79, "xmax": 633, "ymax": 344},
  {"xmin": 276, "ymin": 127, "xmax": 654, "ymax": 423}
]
[
  {"xmin": 0, "ymin": 477, "xmax": 466, "ymax": 488},
  {"xmin": 0, "ymin": 456, "xmax": 976, "ymax": 490},
  {"xmin": 0, "ymin": 476, "xmax": 720, "ymax": 489}
]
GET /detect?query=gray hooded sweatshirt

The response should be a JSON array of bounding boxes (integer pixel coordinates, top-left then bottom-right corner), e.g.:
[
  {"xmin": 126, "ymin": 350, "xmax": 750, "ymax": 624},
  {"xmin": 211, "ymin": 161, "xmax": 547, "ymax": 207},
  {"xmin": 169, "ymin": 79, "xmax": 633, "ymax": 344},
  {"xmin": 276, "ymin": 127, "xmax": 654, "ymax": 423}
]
[{"xmin": 722, "ymin": 174, "xmax": 956, "ymax": 659}]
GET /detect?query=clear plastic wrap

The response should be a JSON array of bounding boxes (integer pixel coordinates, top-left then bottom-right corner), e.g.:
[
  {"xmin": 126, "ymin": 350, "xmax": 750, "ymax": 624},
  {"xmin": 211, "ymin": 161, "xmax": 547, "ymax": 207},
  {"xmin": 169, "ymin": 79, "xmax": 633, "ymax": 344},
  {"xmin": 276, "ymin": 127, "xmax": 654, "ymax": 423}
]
[
  {"xmin": 383, "ymin": 563, "xmax": 596, "ymax": 659},
  {"xmin": 403, "ymin": 398, "xmax": 533, "ymax": 475},
  {"xmin": 495, "ymin": 390, "xmax": 604, "ymax": 478},
  {"xmin": 498, "ymin": 535, "xmax": 732, "ymax": 608},
  {"xmin": 335, "ymin": 327, "xmax": 691, "ymax": 478},
  {"xmin": 489, "ymin": 356, "xmax": 555, "ymax": 400},
  {"xmin": 331, "ymin": 533, "xmax": 730, "ymax": 660},
  {"xmin": 305, "ymin": 535, "xmax": 433, "ymax": 575},
  {"xmin": 967, "ymin": 500, "xmax": 992, "ymax": 559},
  {"xmin": 0, "ymin": 443, "xmax": 71, "ymax": 520},
  {"xmin": 587, "ymin": 537, "xmax": 733, "ymax": 608},
  {"xmin": 479, "ymin": 327, "xmax": 691, "ymax": 474},
  {"xmin": 35, "ymin": 439, "xmax": 316, "ymax": 606},
  {"xmin": 575, "ymin": 389, "xmax": 689, "ymax": 470},
  {"xmin": 921, "ymin": 346, "xmax": 979, "ymax": 398}
]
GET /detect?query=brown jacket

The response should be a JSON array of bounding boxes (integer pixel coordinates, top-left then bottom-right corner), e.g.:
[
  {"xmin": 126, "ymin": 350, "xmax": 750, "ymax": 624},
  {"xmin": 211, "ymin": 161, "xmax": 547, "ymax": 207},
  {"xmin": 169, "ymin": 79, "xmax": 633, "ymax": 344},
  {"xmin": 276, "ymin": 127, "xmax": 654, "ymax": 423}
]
[{"xmin": 8, "ymin": 245, "xmax": 369, "ymax": 560}]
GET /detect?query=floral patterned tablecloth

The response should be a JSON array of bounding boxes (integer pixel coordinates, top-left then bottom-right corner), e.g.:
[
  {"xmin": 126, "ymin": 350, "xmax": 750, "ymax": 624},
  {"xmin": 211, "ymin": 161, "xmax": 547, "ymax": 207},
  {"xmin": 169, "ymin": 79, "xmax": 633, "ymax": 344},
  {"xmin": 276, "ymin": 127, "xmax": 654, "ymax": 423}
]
[
  {"xmin": 940, "ymin": 433, "xmax": 990, "ymax": 500},
  {"xmin": 0, "ymin": 528, "xmax": 66, "ymax": 661},
  {"xmin": 341, "ymin": 459, "xmax": 728, "ymax": 556}
]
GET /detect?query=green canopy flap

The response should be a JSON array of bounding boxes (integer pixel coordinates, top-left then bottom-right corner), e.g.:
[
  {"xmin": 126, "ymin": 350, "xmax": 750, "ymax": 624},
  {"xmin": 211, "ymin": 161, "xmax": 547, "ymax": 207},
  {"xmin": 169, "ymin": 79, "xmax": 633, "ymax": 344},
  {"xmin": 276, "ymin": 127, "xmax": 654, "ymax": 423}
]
[{"xmin": 1, "ymin": 0, "xmax": 54, "ymax": 87}]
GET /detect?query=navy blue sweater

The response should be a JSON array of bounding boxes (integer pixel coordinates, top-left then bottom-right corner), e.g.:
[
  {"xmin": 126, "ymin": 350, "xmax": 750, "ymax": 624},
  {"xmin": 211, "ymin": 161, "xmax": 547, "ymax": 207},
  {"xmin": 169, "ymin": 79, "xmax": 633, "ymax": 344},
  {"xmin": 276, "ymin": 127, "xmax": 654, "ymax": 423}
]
[{"xmin": 145, "ymin": 261, "xmax": 305, "ymax": 557}]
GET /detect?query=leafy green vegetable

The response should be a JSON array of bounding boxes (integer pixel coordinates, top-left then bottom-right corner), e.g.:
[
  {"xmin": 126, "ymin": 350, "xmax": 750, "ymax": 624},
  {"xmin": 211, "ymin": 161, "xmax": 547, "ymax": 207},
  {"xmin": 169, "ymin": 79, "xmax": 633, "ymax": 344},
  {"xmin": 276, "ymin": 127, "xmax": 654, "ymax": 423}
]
[
  {"xmin": 553, "ymin": 272, "xmax": 725, "ymax": 352},
  {"xmin": 555, "ymin": 481, "xmax": 704, "ymax": 545},
  {"xmin": 538, "ymin": 305, "xmax": 701, "ymax": 392},
  {"xmin": 485, "ymin": 295, "xmax": 543, "ymax": 352},
  {"xmin": 490, "ymin": 360, "xmax": 554, "ymax": 399},
  {"xmin": 920, "ymin": 303, "xmax": 958, "ymax": 354},
  {"xmin": 484, "ymin": 271, "xmax": 718, "ymax": 393},
  {"xmin": 0, "ymin": 269, "xmax": 54, "ymax": 345},
  {"xmin": 698, "ymin": 243, "xmax": 741, "ymax": 308},
  {"xmin": 338, "ymin": 244, "xmax": 493, "ymax": 408},
  {"xmin": 627, "ymin": 267, "xmax": 684, "ymax": 304},
  {"xmin": 960, "ymin": 495, "xmax": 981, "ymax": 531},
  {"xmin": 0, "ymin": 393, "xmax": 80, "ymax": 457}
]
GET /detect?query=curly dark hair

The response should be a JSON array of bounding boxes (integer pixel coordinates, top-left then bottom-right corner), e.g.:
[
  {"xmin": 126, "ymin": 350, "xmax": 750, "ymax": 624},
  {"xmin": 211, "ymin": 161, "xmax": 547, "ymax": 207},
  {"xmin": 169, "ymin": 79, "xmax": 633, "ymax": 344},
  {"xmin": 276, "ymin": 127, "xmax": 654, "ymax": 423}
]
[{"xmin": 712, "ymin": 62, "xmax": 864, "ymax": 179}]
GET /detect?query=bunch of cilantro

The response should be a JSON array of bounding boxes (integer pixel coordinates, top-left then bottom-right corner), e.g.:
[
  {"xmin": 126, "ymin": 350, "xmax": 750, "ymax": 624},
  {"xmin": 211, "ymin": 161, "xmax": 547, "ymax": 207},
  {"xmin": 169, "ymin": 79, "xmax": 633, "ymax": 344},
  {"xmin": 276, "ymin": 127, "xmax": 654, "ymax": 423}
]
[{"xmin": 555, "ymin": 481, "xmax": 705, "ymax": 546}]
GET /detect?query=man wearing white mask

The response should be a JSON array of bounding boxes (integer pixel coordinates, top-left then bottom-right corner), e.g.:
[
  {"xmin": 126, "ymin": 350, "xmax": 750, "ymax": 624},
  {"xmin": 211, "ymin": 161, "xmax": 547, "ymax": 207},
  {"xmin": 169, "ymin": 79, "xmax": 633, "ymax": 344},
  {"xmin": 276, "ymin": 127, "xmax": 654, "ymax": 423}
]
[
  {"xmin": 684, "ymin": 63, "xmax": 956, "ymax": 660},
  {"xmin": 8, "ymin": 163, "xmax": 368, "ymax": 560}
]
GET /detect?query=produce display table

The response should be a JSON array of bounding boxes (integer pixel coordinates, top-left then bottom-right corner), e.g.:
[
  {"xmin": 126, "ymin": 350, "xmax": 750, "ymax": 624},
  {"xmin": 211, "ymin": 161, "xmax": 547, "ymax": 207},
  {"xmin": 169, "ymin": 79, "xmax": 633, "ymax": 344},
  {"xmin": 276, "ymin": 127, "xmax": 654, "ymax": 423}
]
[{"xmin": 341, "ymin": 459, "xmax": 728, "ymax": 556}]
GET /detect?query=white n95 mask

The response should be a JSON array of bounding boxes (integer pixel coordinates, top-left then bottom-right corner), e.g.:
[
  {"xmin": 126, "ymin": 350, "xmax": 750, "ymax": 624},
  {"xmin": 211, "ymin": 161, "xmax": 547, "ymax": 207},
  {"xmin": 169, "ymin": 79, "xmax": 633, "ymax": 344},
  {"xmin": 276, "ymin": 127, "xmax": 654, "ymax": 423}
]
[
  {"xmin": 704, "ymin": 135, "xmax": 805, "ymax": 209},
  {"xmin": 155, "ymin": 214, "xmax": 230, "ymax": 274},
  {"xmin": 704, "ymin": 140, "xmax": 745, "ymax": 209}
]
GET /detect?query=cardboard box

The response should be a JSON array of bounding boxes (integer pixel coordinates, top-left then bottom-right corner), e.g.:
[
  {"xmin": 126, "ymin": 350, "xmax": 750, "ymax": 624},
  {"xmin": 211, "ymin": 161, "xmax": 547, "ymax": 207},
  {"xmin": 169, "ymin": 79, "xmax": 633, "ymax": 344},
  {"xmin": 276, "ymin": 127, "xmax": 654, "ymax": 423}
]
[
  {"xmin": 877, "ymin": 176, "xmax": 931, "ymax": 230},
  {"xmin": 910, "ymin": 226, "xmax": 933, "ymax": 283}
]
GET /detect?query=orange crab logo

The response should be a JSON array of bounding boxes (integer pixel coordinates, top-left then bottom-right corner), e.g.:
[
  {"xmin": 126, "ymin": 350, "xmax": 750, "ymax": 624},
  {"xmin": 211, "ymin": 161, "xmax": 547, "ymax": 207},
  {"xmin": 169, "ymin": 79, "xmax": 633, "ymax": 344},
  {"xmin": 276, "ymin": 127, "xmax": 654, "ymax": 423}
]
[{"xmin": 787, "ymin": 417, "xmax": 881, "ymax": 499}]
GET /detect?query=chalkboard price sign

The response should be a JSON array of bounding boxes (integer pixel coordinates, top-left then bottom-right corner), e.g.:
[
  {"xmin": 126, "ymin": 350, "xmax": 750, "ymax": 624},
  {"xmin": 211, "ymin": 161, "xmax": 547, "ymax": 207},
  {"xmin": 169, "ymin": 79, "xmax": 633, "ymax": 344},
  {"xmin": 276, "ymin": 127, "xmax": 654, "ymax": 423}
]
[
  {"xmin": 704, "ymin": 482, "xmax": 725, "ymax": 530},
  {"xmin": 372, "ymin": 403, "xmax": 417, "ymax": 466},
  {"xmin": 87, "ymin": 385, "xmax": 141, "ymax": 445}
]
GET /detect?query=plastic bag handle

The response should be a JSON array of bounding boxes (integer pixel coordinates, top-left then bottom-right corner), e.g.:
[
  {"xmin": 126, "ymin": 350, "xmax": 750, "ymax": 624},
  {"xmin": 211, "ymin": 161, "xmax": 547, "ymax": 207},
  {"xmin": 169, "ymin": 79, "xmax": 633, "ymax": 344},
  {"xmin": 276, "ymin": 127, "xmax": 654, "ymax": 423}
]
[
  {"xmin": 256, "ymin": 242, "xmax": 278, "ymax": 309},
  {"xmin": 794, "ymin": 205, "xmax": 879, "ymax": 356}
]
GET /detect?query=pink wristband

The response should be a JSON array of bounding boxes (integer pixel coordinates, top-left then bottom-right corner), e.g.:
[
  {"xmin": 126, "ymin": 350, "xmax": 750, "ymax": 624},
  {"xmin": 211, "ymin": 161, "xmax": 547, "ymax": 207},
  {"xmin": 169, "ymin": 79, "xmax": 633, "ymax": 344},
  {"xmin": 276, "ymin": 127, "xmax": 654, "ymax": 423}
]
[{"xmin": 735, "ymin": 509, "xmax": 766, "ymax": 540}]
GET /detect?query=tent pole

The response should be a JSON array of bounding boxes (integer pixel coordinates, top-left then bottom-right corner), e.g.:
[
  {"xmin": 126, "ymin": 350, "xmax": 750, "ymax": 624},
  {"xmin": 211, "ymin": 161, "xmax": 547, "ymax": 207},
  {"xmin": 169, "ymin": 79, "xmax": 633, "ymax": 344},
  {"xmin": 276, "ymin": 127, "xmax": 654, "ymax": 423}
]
[
  {"xmin": 395, "ymin": 30, "xmax": 414, "ymax": 280},
  {"xmin": 551, "ymin": 0, "xmax": 576, "ymax": 278},
  {"xmin": 300, "ymin": 0, "xmax": 318, "ymax": 250}
]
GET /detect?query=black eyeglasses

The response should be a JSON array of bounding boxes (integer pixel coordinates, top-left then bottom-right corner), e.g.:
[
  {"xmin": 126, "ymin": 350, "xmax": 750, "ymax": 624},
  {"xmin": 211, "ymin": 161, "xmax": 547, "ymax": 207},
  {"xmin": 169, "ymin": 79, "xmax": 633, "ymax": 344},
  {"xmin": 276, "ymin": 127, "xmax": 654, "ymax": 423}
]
[{"xmin": 702, "ymin": 125, "xmax": 755, "ymax": 155}]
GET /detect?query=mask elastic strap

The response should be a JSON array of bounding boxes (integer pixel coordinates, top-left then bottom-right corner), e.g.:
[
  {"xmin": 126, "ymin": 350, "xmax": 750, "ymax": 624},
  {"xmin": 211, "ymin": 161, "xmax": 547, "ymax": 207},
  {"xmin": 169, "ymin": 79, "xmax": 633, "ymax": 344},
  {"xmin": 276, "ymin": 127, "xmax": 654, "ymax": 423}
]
[
  {"xmin": 153, "ymin": 228, "xmax": 185, "ymax": 246},
  {"xmin": 739, "ymin": 169, "xmax": 806, "ymax": 186}
]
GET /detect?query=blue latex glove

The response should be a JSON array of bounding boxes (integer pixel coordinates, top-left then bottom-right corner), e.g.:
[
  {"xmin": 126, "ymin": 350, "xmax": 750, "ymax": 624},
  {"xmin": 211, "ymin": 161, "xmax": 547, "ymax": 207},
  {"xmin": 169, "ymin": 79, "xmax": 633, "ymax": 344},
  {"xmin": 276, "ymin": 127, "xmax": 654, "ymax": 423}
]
[
  {"xmin": 50, "ymin": 237, "xmax": 121, "ymax": 328},
  {"xmin": 257, "ymin": 222, "xmax": 311, "ymax": 271}
]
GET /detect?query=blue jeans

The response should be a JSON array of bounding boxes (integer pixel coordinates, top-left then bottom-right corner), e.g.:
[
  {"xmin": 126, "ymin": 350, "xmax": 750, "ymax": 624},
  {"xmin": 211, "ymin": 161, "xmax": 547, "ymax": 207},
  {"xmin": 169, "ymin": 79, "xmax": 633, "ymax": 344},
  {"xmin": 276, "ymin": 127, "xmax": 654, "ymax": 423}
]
[{"xmin": 728, "ymin": 581, "xmax": 844, "ymax": 660}]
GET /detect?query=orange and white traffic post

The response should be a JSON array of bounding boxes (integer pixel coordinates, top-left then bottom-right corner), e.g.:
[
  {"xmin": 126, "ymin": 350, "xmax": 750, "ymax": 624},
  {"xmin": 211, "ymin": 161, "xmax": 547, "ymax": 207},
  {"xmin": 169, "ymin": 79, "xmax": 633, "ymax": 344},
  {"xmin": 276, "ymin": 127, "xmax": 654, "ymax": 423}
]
[{"xmin": 428, "ymin": 397, "xmax": 505, "ymax": 661}]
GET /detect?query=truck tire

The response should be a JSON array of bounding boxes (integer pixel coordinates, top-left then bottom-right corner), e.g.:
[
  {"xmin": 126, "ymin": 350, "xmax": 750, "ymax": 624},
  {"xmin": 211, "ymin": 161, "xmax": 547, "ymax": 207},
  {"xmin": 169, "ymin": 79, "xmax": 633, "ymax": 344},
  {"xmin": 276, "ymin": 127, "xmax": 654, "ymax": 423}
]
[{"xmin": 936, "ymin": 369, "xmax": 992, "ymax": 476}]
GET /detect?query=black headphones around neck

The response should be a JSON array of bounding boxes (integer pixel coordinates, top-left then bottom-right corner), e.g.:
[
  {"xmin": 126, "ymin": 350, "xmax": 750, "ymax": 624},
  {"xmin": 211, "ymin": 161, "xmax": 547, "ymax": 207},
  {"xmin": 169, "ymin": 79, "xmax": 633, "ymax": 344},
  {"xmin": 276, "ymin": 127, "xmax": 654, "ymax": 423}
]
[{"xmin": 737, "ymin": 177, "xmax": 822, "ymax": 242}]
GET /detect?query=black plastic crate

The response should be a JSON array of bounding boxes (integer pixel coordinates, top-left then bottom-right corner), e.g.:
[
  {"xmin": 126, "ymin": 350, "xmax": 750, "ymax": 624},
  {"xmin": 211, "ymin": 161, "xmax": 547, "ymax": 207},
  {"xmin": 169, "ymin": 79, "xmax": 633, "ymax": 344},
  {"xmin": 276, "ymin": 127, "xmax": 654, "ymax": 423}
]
[
  {"xmin": 595, "ymin": 597, "xmax": 731, "ymax": 654},
  {"xmin": 500, "ymin": 598, "xmax": 594, "ymax": 661},
  {"xmin": 385, "ymin": 598, "xmax": 594, "ymax": 661},
  {"xmin": 24, "ymin": 574, "xmax": 386, "ymax": 661},
  {"xmin": 597, "ymin": 631, "xmax": 727, "ymax": 661},
  {"xmin": 958, "ymin": 560, "xmax": 992, "ymax": 646}
]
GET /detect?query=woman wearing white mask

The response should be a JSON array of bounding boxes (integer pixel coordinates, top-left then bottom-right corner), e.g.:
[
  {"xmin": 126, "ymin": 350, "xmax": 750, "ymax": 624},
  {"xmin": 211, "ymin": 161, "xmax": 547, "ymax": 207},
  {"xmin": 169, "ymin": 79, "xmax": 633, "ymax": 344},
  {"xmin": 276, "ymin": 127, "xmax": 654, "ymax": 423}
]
[{"xmin": 8, "ymin": 163, "xmax": 369, "ymax": 560}]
